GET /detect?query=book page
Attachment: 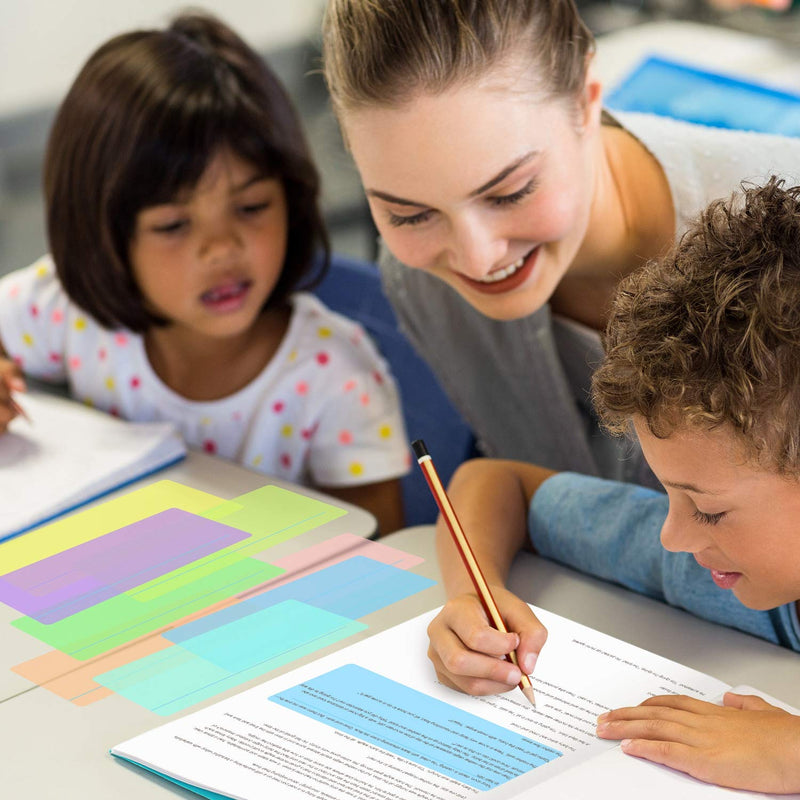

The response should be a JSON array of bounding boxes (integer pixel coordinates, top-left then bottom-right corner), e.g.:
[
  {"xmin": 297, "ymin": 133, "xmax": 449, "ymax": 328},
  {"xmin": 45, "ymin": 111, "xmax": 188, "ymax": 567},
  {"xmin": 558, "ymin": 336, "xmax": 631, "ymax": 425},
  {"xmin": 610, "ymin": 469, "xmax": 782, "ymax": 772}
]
[
  {"xmin": 0, "ymin": 391, "xmax": 185, "ymax": 540},
  {"xmin": 113, "ymin": 605, "xmax": 731, "ymax": 800}
]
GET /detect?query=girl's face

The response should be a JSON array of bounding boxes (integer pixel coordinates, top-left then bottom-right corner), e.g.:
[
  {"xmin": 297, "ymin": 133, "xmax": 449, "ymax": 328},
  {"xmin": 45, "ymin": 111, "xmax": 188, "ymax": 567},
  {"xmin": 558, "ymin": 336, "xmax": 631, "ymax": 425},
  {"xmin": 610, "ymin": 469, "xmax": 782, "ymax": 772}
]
[
  {"xmin": 342, "ymin": 70, "xmax": 602, "ymax": 321},
  {"xmin": 129, "ymin": 148, "xmax": 288, "ymax": 343},
  {"xmin": 635, "ymin": 418, "xmax": 800, "ymax": 613}
]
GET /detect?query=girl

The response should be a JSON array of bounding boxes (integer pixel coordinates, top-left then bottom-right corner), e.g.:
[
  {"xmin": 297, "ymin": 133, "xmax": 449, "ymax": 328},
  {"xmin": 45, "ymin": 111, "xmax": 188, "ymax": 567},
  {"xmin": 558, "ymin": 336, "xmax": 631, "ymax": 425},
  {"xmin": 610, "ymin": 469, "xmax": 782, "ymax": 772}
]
[
  {"xmin": 321, "ymin": 0, "xmax": 800, "ymax": 490},
  {"xmin": 0, "ymin": 13, "xmax": 408, "ymax": 534}
]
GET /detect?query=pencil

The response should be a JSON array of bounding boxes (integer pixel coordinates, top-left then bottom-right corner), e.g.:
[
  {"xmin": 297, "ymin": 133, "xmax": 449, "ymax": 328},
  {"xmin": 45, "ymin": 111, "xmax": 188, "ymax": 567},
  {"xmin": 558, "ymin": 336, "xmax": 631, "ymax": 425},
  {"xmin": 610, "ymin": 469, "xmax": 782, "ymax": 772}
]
[
  {"xmin": 412, "ymin": 439, "xmax": 536, "ymax": 708},
  {"xmin": 10, "ymin": 397, "xmax": 32, "ymax": 424}
]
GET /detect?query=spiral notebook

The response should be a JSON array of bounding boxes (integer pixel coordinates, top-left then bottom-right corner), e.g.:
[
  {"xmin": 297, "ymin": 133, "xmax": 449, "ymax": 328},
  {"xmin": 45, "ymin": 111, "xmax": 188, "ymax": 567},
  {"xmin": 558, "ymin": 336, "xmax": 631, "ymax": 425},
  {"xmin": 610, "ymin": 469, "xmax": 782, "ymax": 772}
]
[{"xmin": 0, "ymin": 391, "xmax": 186, "ymax": 542}]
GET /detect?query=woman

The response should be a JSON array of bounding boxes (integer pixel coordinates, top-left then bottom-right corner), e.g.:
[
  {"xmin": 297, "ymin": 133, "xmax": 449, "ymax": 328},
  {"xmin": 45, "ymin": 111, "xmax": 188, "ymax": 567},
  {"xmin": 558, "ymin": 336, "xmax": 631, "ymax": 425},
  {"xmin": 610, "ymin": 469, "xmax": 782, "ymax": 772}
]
[{"xmin": 322, "ymin": 0, "xmax": 800, "ymax": 490}]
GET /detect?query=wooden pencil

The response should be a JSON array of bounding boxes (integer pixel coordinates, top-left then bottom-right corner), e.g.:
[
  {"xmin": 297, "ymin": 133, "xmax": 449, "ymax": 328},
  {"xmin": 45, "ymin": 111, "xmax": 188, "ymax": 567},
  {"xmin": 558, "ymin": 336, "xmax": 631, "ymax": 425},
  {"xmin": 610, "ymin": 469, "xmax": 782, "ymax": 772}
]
[{"xmin": 412, "ymin": 439, "xmax": 536, "ymax": 707}]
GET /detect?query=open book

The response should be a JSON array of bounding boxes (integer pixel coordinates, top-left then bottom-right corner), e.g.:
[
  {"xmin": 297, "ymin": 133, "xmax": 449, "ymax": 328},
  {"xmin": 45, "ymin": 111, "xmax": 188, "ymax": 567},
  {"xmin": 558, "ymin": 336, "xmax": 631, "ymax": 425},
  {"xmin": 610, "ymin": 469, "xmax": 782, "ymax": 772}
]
[
  {"xmin": 111, "ymin": 605, "xmax": 799, "ymax": 799},
  {"xmin": 0, "ymin": 391, "xmax": 186, "ymax": 542}
]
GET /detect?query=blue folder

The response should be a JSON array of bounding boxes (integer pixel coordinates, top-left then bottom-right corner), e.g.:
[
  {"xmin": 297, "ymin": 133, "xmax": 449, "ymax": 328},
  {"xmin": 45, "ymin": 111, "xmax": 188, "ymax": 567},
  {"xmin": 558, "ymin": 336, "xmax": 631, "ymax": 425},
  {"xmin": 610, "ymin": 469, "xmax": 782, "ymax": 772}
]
[{"xmin": 606, "ymin": 54, "xmax": 800, "ymax": 137}]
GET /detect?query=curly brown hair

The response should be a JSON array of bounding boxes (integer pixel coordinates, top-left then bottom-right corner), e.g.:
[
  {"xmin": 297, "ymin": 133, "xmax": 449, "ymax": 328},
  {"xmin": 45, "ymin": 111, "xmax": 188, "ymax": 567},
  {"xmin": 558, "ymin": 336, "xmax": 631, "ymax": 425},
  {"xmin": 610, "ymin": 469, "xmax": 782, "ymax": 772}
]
[{"xmin": 592, "ymin": 177, "xmax": 800, "ymax": 474}]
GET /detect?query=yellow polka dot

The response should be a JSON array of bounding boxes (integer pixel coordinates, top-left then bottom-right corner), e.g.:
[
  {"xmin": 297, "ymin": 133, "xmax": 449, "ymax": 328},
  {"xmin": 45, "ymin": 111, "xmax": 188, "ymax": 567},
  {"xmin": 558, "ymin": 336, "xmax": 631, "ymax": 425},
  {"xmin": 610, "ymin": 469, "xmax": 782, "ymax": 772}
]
[
  {"xmin": 36, "ymin": 264, "xmax": 49, "ymax": 279},
  {"xmin": 252, "ymin": 455, "xmax": 263, "ymax": 467},
  {"xmin": 22, "ymin": 332, "xmax": 33, "ymax": 347},
  {"xmin": 288, "ymin": 349, "xmax": 298, "ymax": 362},
  {"xmin": 317, "ymin": 326, "xmax": 332, "ymax": 339},
  {"xmin": 105, "ymin": 377, "xmax": 115, "ymax": 390},
  {"xmin": 74, "ymin": 318, "xmax": 87, "ymax": 331},
  {"xmin": 379, "ymin": 425, "xmax": 392, "ymax": 439},
  {"xmin": 281, "ymin": 424, "xmax": 293, "ymax": 437},
  {"xmin": 349, "ymin": 462, "xmax": 364, "ymax": 476},
  {"xmin": 82, "ymin": 398, "xmax": 94, "ymax": 408},
  {"xmin": 200, "ymin": 417, "xmax": 212, "ymax": 427}
]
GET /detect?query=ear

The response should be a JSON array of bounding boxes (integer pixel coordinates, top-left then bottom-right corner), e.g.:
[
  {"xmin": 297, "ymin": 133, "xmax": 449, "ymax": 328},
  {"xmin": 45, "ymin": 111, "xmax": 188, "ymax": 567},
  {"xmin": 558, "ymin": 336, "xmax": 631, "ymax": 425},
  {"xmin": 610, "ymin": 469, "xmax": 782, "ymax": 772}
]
[{"xmin": 576, "ymin": 57, "xmax": 603, "ymax": 136}]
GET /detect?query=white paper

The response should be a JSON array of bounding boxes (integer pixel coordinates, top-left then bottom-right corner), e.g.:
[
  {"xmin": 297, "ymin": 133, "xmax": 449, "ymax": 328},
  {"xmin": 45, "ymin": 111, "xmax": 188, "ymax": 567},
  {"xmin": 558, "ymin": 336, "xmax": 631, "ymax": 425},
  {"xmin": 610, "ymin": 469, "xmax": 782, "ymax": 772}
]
[
  {"xmin": 0, "ymin": 391, "xmax": 185, "ymax": 540},
  {"xmin": 111, "ymin": 605, "xmax": 779, "ymax": 800}
]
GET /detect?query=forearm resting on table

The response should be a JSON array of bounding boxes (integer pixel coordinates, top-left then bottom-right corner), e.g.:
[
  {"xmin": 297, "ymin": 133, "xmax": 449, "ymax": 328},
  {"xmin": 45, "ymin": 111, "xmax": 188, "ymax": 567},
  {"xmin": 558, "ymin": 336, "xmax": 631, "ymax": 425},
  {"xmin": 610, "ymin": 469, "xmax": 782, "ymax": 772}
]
[{"xmin": 435, "ymin": 459, "xmax": 556, "ymax": 597}]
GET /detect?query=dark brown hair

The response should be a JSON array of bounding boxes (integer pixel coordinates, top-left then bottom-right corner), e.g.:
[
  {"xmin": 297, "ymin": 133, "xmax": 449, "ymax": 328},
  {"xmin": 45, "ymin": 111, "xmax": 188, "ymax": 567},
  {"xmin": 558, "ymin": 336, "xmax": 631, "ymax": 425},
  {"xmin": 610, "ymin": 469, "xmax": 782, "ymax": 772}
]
[
  {"xmin": 45, "ymin": 12, "xmax": 329, "ymax": 332},
  {"xmin": 322, "ymin": 0, "xmax": 595, "ymax": 115},
  {"xmin": 593, "ymin": 177, "xmax": 800, "ymax": 474}
]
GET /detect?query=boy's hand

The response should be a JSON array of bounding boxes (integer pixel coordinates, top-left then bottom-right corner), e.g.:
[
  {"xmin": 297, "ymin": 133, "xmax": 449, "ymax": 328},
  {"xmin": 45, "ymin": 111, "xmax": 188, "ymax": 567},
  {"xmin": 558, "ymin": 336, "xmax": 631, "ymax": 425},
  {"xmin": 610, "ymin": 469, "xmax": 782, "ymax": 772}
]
[
  {"xmin": 596, "ymin": 692, "xmax": 800, "ymax": 793},
  {"xmin": 427, "ymin": 587, "xmax": 547, "ymax": 696},
  {"xmin": 0, "ymin": 358, "xmax": 26, "ymax": 434}
]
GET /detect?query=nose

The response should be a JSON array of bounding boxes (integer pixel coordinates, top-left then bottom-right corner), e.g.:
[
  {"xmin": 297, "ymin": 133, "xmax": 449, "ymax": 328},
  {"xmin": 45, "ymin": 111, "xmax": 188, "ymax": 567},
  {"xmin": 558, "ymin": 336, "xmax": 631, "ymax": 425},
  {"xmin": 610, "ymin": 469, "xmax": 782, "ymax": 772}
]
[
  {"xmin": 199, "ymin": 221, "xmax": 242, "ymax": 264},
  {"xmin": 660, "ymin": 505, "xmax": 708, "ymax": 554},
  {"xmin": 448, "ymin": 217, "xmax": 508, "ymax": 279}
]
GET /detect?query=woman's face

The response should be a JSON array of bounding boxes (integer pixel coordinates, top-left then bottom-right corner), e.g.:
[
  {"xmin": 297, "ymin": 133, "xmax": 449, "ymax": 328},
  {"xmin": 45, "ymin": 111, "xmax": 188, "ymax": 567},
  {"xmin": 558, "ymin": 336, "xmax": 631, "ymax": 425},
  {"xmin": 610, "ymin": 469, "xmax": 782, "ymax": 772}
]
[{"xmin": 343, "ymin": 72, "xmax": 602, "ymax": 321}]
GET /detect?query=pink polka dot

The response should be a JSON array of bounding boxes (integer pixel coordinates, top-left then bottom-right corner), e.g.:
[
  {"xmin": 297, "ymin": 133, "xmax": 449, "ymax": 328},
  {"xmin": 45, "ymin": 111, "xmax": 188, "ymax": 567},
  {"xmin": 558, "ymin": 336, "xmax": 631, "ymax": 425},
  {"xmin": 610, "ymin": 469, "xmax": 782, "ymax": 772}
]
[
  {"xmin": 360, "ymin": 392, "xmax": 370, "ymax": 406},
  {"xmin": 295, "ymin": 381, "xmax": 309, "ymax": 396},
  {"xmin": 51, "ymin": 309, "xmax": 64, "ymax": 324},
  {"xmin": 232, "ymin": 411, "xmax": 242, "ymax": 422},
  {"xmin": 12, "ymin": 355, "xmax": 23, "ymax": 368},
  {"xmin": 48, "ymin": 351, "xmax": 62, "ymax": 363},
  {"xmin": 301, "ymin": 427, "xmax": 313, "ymax": 440},
  {"xmin": 203, "ymin": 440, "xmax": 217, "ymax": 454},
  {"xmin": 109, "ymin": 406, "xmax": 120, "ymax": 417},
  {"xmin": 351, "ymin": 331, "xmax": 363, "ymax": 346},
  {"xmin": 343, "ymin": 380, "xmax": 356, "ymax": 393},
  {"xmin": 98, "ymin": 348, "xmax": 107, "ymax": 361},
  {"xmin": 373, "ymin": 371, "xmax": 384, "ymax": 385},
  {"xmin": 130, "ymin": 376, "xmax": 141, "ymax": 389},
  {"xmin": 316, "ymin": 351, "xmax": 330, "ymax": 366},
  {"xmin": 280, "ymin": 453, "xmax": 292, "ymax": 469},
  {"xmin": 338, "ymin": 430, "xmax": 353, "ymax": 445},
  {"xmin": 8, "ymin": 285, "xmax": 20, "ymax": 298},
  {"xmin": 272, "ymin": 401, "xmax": 285, "ymax": 413},
  {"xmin": 115, "ymin": 333, "xmax": 129, "ymax": 347},
  {"xmin": 68, "ymin": 356, "xmax": 82, "ymax": 370},
  {"xmin": 30, "ymin": 304, "xmax": 39, "ymax": 318}
]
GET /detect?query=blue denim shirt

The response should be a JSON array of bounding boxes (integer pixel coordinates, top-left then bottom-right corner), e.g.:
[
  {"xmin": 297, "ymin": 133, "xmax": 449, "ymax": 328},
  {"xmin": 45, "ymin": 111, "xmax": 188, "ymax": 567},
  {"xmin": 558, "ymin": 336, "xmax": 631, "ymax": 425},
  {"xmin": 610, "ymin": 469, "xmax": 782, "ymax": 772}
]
[{"xmin": 529, "ymin": 472, "xmax": 800, "ymax": 651}]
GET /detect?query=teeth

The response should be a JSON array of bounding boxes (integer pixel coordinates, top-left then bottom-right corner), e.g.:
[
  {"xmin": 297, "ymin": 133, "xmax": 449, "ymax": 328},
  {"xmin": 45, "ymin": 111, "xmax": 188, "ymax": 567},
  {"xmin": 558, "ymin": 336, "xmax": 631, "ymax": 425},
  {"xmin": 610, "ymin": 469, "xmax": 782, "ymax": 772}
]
[{"xmin": 477, "ymin": 255, "xmax": 526, "ymax": 284}]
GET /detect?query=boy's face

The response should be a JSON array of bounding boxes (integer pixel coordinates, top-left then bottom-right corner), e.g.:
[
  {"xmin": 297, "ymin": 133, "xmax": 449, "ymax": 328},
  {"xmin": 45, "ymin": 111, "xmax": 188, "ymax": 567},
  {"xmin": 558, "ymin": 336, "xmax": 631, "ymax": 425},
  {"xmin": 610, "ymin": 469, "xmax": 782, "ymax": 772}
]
[{"xmin": 634, "ymin": 418, "xmax": 800, "ymax": 612}]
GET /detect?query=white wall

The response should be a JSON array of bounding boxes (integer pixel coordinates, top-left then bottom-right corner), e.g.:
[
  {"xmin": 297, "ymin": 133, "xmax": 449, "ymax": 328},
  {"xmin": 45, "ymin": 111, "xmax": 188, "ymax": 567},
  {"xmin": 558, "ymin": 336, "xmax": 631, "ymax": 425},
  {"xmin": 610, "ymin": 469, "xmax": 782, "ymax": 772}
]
[{"xmin": 0, "ymin": 0, "xmax": 327, "ymax": 116}]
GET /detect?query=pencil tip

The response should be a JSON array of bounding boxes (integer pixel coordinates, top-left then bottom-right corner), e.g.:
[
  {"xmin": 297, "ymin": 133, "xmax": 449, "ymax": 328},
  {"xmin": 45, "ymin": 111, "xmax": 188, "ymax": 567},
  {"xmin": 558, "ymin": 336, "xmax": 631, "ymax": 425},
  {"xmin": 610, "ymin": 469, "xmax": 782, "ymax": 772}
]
[{"xmin": 522, "ymin": 686, "xmax": 536, "ymax": 708}]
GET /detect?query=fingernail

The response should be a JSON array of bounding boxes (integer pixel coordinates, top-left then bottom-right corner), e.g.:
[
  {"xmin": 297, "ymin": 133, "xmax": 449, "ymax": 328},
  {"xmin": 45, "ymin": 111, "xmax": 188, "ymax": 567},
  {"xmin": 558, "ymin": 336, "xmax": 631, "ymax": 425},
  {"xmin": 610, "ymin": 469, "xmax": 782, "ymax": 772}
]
[
  {"xmin": 9, "ymin": 377, "xmax": 26, "ymax": 391},
  {"xmin": 597, "ymin": 712, "xmax": 608, "ymax": 722},
  {"xmin": 522, "ymin": 652, "xmax": 538, "ymax": 673}
]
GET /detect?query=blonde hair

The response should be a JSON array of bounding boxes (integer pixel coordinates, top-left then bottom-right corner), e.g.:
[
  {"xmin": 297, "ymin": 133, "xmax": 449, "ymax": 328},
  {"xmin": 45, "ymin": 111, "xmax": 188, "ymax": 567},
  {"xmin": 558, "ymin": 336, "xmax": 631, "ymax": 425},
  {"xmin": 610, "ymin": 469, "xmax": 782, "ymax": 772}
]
[
  {"xmin": 322, "ymin": 0, "xmax": 595, "ymax": 115},
  {"xmin": 593, "ymin": 178, "xmax": 800, "ymax": 475}
]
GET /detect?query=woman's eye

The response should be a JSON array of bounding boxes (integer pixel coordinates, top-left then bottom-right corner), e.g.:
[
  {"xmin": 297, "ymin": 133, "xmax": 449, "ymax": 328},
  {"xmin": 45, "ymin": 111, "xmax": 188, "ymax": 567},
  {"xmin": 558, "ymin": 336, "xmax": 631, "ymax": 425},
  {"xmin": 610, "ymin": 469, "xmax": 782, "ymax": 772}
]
[
  {"xmin": 692, "ymin": 509, "xmax": 726, "ymax": 526},
  {"xmin": 240, "ymin": 201, "xmax": 271, "ymax": 216},
  {"xmin": 490, "ymin": 179, "xmax": 537, "ymax": 208},
  {"xmin": 387, "ymin": 209, "xmax": 435, "ymax": 228}
]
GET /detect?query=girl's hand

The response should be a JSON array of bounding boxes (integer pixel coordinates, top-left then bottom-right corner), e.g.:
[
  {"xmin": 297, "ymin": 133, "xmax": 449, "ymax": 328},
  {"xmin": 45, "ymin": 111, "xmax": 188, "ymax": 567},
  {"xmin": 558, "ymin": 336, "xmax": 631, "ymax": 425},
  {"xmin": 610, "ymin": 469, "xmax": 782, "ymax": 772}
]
[
  {"xmin": 427, "ymin": 587, "xmax": 547, "ymax": 696},
  {"xmin": 596, "ymin": 692, "xmax": 800, "ymax": 793},
  {"xmin": 0, "ymin": 358, "xmax": 26, "ymax": 434}
]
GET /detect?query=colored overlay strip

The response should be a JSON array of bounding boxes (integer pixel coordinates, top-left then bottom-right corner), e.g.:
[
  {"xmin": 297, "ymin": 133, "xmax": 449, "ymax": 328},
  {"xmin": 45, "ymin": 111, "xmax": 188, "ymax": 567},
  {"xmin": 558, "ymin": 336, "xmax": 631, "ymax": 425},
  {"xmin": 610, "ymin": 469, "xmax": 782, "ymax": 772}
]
[
  {"xmin": 0, "ymin": 510, "xmax": 248, "ymax": 623},
  {"xmin": 0, "ymin": 481, "xmax": 225, "ymax": 573},
  {"xmin": 271, "ymin": 665, "xmax": 562, "ymax": 790},
  {"xmin": 13, "ymin": 538, "xmax": 428, "ymax": 709},
  {"xmin": 12, "ymin": 557, "xmax": 282, "ymax": 659},
  {"xmin": 96, "ymin": 599, "xmax": 365, "ymax": 715},
  {"xmin": 166, "ymin": 557, "xmax": 434, "ymax": 642}
]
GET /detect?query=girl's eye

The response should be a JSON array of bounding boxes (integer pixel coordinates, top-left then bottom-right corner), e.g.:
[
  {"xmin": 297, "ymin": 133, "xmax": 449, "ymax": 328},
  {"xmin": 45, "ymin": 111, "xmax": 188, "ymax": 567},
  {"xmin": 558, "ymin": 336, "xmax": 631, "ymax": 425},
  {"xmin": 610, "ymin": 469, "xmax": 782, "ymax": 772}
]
[
  {"xmin": 692, "ymin": 509, "xmax": 726, "ymax": 526},
  {"xmin": 151, "ymin": 220, "xmax": 187, "ymax": 235},
  {"xmin": 490, "ymin": 179, "xmax": 537, "ymax": 208},
  {"xmin": 387, "ymin": 209, "xmax": 435, "ymax": 228}
]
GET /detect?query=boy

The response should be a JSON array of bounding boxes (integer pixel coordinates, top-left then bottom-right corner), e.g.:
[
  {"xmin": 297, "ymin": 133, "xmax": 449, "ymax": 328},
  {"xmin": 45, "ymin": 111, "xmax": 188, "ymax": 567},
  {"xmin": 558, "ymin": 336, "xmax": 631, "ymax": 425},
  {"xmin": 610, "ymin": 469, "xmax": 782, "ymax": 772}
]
[{"xmin": 426, "ymin": 177, "xmax": 800, "ymax": 793}]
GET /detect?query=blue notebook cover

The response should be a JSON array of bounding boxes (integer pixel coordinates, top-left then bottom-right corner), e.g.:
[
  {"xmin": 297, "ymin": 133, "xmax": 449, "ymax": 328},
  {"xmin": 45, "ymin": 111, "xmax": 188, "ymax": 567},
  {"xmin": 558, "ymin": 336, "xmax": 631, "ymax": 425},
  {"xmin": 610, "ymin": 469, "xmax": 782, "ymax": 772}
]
[{"xmin": 606, "ymin": 54, "xmax": 800, "ymax": 137}]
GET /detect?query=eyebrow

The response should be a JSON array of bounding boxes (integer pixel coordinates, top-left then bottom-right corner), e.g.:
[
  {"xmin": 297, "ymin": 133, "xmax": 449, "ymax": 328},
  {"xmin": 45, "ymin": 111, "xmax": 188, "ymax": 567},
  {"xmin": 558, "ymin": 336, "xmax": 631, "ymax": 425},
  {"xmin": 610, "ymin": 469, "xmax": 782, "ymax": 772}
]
[
  {"xmin": 232, "ymin": 173, "xmax": 271, "ymax": 193},
  {"xmin": 365, "ymin": 150, "xmax": 538, "ymax": 208},
  {"xmin": 662, "ymin": 480, "xmax": 721, "ymax": 495}
]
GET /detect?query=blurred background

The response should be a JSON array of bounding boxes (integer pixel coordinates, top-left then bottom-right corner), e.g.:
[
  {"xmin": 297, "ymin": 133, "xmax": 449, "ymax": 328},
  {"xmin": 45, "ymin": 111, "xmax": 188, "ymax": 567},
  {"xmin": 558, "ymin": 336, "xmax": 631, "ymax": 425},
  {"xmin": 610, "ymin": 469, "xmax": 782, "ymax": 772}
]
[{"xmin": 0, "ymin": 0, "xmax": 797, "ymax": 276}]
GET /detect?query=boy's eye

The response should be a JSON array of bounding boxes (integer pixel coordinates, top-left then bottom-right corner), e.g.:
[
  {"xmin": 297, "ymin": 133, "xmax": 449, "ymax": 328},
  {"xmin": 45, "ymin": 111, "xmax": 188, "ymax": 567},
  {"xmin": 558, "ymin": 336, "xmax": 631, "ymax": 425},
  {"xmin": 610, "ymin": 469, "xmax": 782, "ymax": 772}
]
[
  {"xmin": 692, "ymin": 509, "xmax": 726, "ymax": 526},
  {"xmin": 387, "ymin": 209, "xmax": 435, "ymax": 228},
  {"xmin": 489, "ymin": 178, "xmax": 537, "ymax": 208}
]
